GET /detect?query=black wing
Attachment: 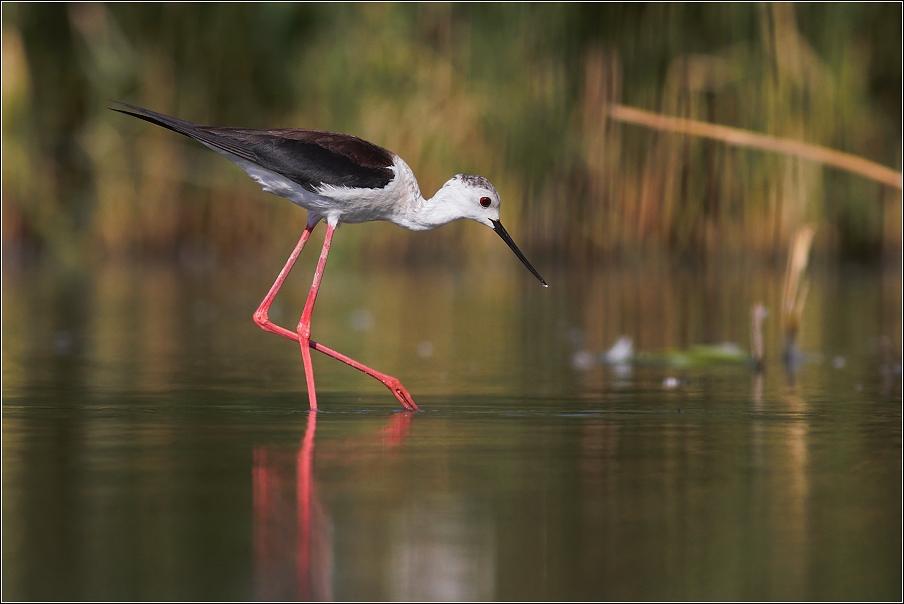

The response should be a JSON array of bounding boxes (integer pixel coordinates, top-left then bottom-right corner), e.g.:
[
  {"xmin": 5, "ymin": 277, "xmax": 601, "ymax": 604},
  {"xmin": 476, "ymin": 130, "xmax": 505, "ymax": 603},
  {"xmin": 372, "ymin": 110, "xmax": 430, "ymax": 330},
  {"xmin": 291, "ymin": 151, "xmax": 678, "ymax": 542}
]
[{"xmin": 111, "ymin": 102, "xmax": 395, "ymax": 191}]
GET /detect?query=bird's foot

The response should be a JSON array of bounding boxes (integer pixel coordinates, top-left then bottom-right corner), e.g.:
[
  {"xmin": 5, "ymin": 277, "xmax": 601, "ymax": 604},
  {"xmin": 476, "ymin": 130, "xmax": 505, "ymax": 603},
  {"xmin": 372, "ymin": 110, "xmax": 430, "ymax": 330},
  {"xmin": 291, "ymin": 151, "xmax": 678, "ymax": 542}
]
[{"xmin": 384, "ymin": 378, "xmax": 420, "ymax": 411}]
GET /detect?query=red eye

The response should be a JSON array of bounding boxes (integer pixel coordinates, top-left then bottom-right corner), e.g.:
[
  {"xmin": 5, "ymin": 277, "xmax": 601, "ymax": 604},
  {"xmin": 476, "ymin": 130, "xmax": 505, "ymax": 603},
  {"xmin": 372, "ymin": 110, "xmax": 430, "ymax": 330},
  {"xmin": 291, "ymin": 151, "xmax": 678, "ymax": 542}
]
[{"xmin": 479, "ymin": 197, "xmax": 491, "ymax": 208}]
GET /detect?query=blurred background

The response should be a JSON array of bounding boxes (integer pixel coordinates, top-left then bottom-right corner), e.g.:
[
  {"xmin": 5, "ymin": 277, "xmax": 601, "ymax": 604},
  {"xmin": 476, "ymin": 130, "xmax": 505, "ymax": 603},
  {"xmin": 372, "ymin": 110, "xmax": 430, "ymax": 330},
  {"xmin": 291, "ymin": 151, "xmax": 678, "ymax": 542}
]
[
  {"xmin": 2, "ymin": 3, "xmax": 901, "ymax": 265},
  {"xmin": 3, "ymin": 5, "xmax": 902, "ymax": 600}
]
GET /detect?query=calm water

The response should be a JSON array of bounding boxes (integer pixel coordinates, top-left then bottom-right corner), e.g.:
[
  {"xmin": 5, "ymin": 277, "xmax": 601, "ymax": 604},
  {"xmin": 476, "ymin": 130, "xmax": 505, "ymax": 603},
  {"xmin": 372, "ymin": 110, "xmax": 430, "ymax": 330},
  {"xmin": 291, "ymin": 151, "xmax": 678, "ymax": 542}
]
[{"xmin": 2, "ymin": 256, "xmax": 901, "ymax": 600}]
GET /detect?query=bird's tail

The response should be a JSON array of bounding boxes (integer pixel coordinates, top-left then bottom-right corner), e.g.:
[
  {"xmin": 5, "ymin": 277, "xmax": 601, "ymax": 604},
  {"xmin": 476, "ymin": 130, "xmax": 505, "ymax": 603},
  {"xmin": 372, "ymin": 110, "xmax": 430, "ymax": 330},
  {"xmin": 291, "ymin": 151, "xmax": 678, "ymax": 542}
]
[
  {"xmin": 110, "ymin": 101, "xmax": 259, "ymax": 164},
  {"xmin": 109, "ymin": 101, "xmax": 203, "ymax": 138}
]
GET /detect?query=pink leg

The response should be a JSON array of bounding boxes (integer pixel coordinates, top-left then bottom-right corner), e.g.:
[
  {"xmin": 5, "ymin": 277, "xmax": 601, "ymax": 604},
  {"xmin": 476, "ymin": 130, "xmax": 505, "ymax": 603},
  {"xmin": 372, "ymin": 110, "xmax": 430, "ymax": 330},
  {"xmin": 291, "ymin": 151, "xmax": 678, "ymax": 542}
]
[
  {"xmin": 309, "ymin": 341, "xmax": 419, "ymax": 411},
  {"xmin": 296, "ymin": 224, "xmax": 420, "ymax": 412},
  {"xmin": 253, "ymin": 220, "xmax": 318, "ymax": 342},
  {"xmin": 253, "ymin": 221, "xmax": 418, "ymax": 411},
  {"xmin": 296, "ymin": 224, "xmax": 335, "ymax": 411}
]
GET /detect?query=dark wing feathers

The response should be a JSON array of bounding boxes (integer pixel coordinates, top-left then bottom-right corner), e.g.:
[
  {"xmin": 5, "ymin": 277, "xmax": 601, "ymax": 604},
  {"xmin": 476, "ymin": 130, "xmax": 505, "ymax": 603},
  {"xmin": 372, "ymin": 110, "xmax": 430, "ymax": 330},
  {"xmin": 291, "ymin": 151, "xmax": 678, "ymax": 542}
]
[
  {"xmin": 206, "ymin": 128, "xmax": 395, "ymax": 191},
  {"xmin": 111, "ymin": 102, "xmax": 395, "ymax": 191}
]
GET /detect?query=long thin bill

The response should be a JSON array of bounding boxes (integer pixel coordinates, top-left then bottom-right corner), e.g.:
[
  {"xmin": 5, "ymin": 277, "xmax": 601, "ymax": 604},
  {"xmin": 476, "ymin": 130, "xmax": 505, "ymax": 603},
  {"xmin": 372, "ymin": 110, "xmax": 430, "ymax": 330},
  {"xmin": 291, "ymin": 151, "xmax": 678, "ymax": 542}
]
[{"xmin": 491, "ymin": 219, "xmax": 547, "ymax": 287}]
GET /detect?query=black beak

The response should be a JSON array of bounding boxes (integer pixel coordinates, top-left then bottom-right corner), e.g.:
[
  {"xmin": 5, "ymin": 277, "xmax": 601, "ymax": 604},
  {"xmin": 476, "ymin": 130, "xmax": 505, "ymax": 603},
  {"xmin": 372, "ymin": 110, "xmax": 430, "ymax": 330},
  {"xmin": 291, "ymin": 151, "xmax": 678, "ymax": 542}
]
[{"xmin": 491, "ymin": 220, "xmax": 547, "ymax": 287}]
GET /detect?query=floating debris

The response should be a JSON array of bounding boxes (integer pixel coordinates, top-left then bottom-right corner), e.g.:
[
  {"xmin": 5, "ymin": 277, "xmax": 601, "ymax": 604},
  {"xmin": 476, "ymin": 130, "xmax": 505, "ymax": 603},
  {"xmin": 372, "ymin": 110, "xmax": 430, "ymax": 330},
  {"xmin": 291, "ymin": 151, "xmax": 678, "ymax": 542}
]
[
  {"xmin": 636, "ymin": 343, "xmax": 748, "ymax": 368},
  {"xmin": 601, "ymin": 336, "xmax": 634, "ymax": 364},
  {"xmin": 571, "ymin": 336, "xmax": 634, "ymax": 370}
]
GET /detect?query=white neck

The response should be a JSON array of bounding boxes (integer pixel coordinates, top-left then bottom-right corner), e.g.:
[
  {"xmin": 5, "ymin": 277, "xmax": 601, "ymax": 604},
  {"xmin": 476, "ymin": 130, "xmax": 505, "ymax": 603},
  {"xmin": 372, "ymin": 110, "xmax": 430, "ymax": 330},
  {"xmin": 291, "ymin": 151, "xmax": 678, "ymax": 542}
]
[
  {"xmin": 388, "ymin": 158, "xmax": 460, "ymax": 231},
  {"xmin": 395, "ymin": 186, "xmax": 467, "ymax": 231},
  {"xmin": 387, "ymin": 159, "xmax": 498, "ymax": 232}
]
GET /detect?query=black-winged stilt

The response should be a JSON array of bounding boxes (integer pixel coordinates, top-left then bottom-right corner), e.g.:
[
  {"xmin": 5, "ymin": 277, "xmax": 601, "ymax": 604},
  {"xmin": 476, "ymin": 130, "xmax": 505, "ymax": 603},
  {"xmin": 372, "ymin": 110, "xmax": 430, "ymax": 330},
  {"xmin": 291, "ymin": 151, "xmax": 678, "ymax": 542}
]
[{"xmin": 113, "ymin": 102, "xmax": 546, "ymax": 411}]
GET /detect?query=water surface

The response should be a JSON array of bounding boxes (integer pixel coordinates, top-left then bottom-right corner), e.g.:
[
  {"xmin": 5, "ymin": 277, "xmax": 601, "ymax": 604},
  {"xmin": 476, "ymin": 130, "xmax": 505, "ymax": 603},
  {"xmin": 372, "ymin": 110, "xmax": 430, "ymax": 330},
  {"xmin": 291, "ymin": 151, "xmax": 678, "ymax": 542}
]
[{"xmin": 2, "ymin": 259, "xmax": 901, "ymax": 600}]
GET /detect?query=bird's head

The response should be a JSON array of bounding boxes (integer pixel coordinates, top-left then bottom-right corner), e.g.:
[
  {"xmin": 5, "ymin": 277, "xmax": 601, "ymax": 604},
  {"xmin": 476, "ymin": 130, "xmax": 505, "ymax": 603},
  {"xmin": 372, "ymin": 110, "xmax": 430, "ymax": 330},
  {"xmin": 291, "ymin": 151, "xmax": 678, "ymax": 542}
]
[
  {"xmin": 437, "ymin": 174, "xmax": 547, "ymax": 287},
  {"xmin": 438, "ymin": 174, "xmax": 502, "ymax": 227}
]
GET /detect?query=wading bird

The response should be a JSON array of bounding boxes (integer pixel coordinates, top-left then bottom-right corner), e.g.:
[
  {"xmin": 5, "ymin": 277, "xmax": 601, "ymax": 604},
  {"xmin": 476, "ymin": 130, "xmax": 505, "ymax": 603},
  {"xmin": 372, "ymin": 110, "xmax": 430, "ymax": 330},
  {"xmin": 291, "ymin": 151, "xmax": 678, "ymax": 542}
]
[{"xmin": 113, "ymin": 103, "xmax": 546, "ymax": 411}]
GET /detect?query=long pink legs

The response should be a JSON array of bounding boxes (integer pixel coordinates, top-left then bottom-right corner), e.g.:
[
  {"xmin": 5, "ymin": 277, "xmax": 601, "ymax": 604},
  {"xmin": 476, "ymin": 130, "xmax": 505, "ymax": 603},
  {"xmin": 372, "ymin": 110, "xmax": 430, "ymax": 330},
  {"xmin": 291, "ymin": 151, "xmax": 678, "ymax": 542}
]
[
  {"xmin": 253, "ymin": 222, "xmax": 316, "ymax": 341},
  {"xmin": 253, "ymin": 221, "xmax": 419, "ymax": 411}
]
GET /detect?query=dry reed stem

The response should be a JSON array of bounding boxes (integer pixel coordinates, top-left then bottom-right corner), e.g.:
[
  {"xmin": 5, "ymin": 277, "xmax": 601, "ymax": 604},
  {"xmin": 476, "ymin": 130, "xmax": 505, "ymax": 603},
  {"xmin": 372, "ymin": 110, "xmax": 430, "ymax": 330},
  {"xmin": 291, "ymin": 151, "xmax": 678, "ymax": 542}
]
[
  {"xmin": 750, "ymin": 303, "xmax": 767, "ymax": 369},
  {"xmin": 608, "ymin": 104, "xmax": 903, "ymax": 189},
  {"xmin": 781, "ymin": 224, "xmax": 815, "ymax": 341}
]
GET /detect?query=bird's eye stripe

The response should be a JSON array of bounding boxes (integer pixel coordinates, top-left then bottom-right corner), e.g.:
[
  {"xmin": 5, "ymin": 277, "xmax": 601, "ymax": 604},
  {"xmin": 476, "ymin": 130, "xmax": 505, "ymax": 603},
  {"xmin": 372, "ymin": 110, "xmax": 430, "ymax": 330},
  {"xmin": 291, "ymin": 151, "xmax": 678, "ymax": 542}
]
[{"xmin": 480, "ymin": 197, "xmax": 491, "ymax": 208}]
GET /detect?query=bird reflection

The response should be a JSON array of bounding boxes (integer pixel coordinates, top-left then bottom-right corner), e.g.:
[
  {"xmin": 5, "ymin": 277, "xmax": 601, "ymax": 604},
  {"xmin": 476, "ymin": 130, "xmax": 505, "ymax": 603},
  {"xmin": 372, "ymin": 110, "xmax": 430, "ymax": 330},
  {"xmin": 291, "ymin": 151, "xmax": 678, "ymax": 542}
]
[{"xmin": 253, "ymin": 411, "xmax": 414, "ymax": 601}]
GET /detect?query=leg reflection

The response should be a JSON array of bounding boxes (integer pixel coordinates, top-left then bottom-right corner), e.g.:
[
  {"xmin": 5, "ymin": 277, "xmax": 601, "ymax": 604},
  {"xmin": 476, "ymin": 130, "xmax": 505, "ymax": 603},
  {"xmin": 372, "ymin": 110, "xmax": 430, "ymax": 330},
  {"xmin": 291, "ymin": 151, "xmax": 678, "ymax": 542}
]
[
  {"xmin": 297, "ymin": 411, "xmax": 317, "ymax": 601},
  {"xmin": 253, "ymin": 411, "xmax": 415, "ymax": 601}
]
